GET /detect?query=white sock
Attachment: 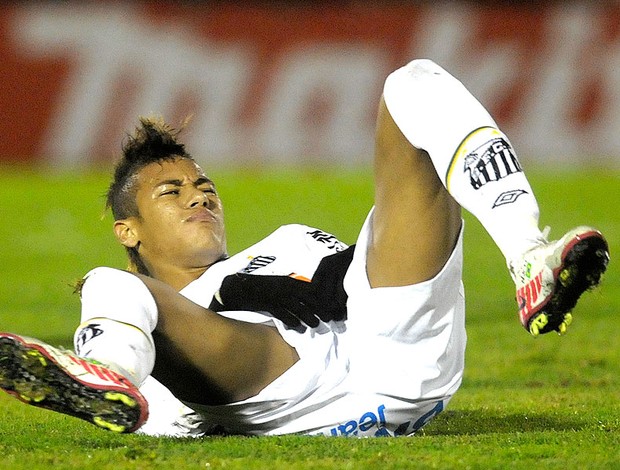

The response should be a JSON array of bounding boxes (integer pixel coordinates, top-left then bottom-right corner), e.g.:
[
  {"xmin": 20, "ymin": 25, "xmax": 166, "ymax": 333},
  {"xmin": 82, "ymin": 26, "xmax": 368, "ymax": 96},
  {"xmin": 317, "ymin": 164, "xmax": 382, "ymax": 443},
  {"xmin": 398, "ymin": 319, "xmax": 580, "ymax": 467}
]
[
  {"xmin": 75, "ymin": 267, "xmax": 158, "ymax": 386},
  {"xmin": 74, "ymin": 318, "xmax": 154, "ymax": 386},
  {"xmin": 383, "ymin": 59, "xmax": 545, "ymax": 261}
]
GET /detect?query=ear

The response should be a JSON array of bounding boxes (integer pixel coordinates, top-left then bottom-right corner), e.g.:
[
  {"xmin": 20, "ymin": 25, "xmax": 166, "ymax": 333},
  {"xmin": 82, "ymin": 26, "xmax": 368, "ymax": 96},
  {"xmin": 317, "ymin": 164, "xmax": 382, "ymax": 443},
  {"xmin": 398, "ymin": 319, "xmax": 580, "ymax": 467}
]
[{"xmin": 113, "ymin": 218, "xmax": 140, "ymax": 248}]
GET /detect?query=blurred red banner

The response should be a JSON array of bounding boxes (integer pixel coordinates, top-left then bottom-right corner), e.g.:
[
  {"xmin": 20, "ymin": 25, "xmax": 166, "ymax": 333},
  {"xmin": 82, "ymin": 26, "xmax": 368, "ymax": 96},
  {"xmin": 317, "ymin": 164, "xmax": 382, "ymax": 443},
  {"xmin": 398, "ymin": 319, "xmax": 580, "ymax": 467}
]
[{"xmin": 1, "ymin": 2, "xmax": 619, "ymax": 166}]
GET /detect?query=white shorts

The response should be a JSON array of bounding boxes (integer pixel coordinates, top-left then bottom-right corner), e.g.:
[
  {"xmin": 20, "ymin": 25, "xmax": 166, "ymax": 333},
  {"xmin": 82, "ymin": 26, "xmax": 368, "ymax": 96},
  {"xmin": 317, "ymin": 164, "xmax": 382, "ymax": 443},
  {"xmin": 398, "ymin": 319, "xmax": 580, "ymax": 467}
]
[{"xmin": 138, "ymin": 210, "xmax": 466, "ymax": 437}]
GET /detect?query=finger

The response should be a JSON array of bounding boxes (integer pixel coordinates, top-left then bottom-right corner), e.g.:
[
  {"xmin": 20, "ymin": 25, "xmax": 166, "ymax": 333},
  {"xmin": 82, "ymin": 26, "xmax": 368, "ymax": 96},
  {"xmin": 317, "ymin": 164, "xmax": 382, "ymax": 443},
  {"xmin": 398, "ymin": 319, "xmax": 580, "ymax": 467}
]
[
  {"xmin": 289, "ymin": 301, "xmax": 320, "ymax": 328},
  {"xmin": 315, "ymin": 305, "xmax": 344, "ymax": 323},
  {"xmin": 266, "ymin": 307, "xmax": 304, "ymax": 329}
]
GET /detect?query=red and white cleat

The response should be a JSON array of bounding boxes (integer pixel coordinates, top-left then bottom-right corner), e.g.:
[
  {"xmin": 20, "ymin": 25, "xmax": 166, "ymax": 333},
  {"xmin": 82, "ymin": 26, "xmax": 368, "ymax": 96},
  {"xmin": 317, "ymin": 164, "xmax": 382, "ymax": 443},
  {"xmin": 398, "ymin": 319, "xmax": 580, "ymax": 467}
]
[
  {"xmin": 509, "ymin": 226, "xmax": 609, "ymax": 336},
  {"xmin": 0, "ymin": 332, "xmax": 148, "ymax": 432}
]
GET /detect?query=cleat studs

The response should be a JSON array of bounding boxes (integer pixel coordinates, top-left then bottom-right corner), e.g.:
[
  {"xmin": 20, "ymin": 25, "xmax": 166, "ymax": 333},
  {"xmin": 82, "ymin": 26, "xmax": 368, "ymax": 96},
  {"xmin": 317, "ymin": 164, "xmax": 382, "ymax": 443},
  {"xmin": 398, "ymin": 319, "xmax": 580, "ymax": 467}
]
[
  {"xmin": 25, "ymin": 350, "xmax": 47, "ymax": 367},
  {"xmin": 19, "ymin": 392, "xmax": 46, "ymax": 403},
  {"xmin": 15, "ymin": 379, "xmax": 50, "ymax": 403},
  {"xmin": 22, "ymin": 350, "xmax": 48, "ymax": 375},
  {"xmin": 529, "ymin": 314, "xmax": 548, "ymax": 336},
  {"xmin": 0, "ymin": 336, "xmax": 145, "ymax": 434},
  {"xmin": 595, "ymin": 248, "xmax": 609, "ymax": 261},
  {"xmin": 104, "ymin": 392, "xmax": 137, "ymax": 408},
  {"xmin": 19, "ymin": 394, "xmax": 32, "ymax": 402},
  {"xmin": 556, "ymin": 313, "xmax": 572, "ymax": 335},
  {"xmin": 93, "ymin": 416, "xmax": 126, "ymax": 433},
  {"xmin": 559, "ymin": 268, "xmax": 572, "ymax": 287}
]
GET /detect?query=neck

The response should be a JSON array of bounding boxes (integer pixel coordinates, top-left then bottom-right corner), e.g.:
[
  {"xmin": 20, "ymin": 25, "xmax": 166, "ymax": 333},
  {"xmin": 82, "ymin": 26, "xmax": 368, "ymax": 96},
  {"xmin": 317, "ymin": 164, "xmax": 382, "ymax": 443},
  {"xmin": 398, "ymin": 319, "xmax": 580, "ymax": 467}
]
[
  {"xmin": 143, "ymin": 255, "xmax": 227, "ymax": 291},
  {"xmin": 150, "ymin": 265, "xmax": 208, "ymax": 291}
]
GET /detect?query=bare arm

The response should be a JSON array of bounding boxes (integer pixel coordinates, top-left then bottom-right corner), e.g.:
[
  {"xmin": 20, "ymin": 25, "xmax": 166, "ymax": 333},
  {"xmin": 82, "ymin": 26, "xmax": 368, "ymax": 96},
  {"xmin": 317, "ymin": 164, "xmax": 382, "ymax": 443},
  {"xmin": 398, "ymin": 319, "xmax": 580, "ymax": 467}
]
[{"xmin": 137, "ymin": 274, "xmax": 299, "ymax": 404}]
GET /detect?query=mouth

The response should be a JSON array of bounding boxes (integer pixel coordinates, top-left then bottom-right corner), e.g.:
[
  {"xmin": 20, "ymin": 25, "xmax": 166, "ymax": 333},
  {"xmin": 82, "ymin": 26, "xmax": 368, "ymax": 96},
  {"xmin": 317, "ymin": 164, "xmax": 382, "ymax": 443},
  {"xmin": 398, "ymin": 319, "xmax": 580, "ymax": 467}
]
[{"xmin": 185, "ymin": 209, "xmax": 217, "ymax": 223}]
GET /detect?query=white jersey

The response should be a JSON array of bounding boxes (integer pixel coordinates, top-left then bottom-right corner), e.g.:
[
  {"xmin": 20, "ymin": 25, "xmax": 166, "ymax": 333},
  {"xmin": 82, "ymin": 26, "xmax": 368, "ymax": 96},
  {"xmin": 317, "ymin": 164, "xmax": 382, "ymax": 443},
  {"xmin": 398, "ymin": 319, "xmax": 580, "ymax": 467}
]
[{"xmin": 137, "ymin": 210, "xmax": 467, "ymax": 438}]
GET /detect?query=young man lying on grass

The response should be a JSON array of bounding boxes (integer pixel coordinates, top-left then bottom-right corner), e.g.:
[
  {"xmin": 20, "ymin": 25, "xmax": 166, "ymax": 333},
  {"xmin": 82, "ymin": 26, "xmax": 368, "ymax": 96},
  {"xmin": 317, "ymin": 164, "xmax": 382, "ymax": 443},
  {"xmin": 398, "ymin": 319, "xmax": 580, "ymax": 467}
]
[{"xmin": 0, "ymin": 59, "xmax": 609, "ymax": 437}]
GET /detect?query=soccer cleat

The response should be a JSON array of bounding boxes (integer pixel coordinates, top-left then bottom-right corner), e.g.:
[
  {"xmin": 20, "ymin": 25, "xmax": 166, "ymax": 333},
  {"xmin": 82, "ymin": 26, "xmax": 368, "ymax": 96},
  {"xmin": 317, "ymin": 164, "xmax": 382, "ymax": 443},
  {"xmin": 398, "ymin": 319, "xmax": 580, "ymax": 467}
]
[
  {"xmin": 0, "ymin": 333, "xmax": 148, "ymax": 432},
  {"xmin": 509, "ymin": 226, "xmax": 609, "ymax": 336}
]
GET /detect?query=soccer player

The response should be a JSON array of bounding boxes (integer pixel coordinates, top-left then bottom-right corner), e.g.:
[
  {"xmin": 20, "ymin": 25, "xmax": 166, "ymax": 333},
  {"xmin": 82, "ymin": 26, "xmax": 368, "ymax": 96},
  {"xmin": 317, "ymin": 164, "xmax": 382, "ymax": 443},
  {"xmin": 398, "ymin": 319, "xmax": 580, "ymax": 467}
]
[{"xmin": 0, "ymin": 59, "xmax": 609, "ymax": 437}]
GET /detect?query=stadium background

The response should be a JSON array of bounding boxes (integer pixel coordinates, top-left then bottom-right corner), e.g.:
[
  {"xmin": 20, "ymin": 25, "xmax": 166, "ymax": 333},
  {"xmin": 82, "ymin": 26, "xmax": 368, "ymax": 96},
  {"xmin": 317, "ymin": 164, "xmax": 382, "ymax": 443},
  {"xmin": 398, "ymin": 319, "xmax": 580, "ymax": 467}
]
[{"xmin": 1, "ymin": 1, "xmax": 620, "ymax": 169}]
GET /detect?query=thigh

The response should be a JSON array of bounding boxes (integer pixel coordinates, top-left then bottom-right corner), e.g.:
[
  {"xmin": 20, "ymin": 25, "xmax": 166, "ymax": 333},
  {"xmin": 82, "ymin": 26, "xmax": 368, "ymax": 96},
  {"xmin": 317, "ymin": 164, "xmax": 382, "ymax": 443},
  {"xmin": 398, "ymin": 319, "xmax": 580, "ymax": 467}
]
[
  {"xmin": 367, "ymin": 97, "xmax": 461, "ymax": 287},
  {"xmin": 343, "ymin": 226, "xmax": 467, "ymax": 405},
  {"xmin": 136, "ymin": 274, "xmax": 299, "ymax": 405}
]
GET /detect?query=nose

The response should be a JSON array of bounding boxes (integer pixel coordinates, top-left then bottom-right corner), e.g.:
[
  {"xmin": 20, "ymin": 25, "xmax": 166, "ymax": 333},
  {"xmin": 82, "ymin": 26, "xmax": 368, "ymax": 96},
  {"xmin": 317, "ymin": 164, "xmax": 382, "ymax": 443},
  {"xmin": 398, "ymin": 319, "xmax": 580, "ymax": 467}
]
[{"xmin": 188, "ymin": 189, "xmax": 208, "ymax": 208}]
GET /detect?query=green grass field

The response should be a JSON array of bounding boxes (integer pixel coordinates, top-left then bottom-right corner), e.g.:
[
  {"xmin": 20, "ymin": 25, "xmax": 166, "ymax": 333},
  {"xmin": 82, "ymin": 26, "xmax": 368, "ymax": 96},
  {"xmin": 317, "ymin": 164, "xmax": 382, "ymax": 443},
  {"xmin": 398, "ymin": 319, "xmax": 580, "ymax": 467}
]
[{"xmin": 0, "ymin": 165, "xmax": 618, "ymax": 469}]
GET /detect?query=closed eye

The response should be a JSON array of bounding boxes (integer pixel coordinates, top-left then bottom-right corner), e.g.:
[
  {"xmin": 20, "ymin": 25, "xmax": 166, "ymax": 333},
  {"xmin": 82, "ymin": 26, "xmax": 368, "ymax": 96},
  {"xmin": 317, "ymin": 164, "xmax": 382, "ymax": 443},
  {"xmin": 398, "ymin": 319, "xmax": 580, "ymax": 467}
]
[
  {"xmin": 160, "ymin": 189, "xmax": 180, "ymax": 196},
  {"xmin": 199, "ymin": 185, "xmax": 217, "ymax": 195}
]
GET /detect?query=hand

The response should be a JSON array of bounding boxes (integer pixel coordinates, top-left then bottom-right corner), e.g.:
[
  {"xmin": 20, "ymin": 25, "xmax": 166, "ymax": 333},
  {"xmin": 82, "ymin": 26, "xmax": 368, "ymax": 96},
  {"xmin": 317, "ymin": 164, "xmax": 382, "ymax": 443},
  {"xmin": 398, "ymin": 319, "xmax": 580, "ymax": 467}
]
[{"xmin": 213, "ymin": 246, "xmax": 355, "ymax": 330}]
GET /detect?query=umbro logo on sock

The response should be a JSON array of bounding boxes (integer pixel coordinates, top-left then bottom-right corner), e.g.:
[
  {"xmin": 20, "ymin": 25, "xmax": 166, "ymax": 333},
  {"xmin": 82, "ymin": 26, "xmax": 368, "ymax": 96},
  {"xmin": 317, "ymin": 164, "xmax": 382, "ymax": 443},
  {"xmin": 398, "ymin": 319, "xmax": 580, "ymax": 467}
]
[
  {"xmin": 75, "ymin": 324, "xmax": 103, "ymax": 355},
  {"xmin": 492, "ymin": 189, "xmax": 528, "ymax": 208}
]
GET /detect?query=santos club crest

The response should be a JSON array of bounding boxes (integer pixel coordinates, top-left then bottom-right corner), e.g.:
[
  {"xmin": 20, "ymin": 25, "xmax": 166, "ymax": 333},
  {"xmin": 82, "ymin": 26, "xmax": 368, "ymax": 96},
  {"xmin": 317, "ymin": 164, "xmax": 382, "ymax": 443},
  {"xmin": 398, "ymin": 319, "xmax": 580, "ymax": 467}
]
[{"xmin": 463, "ymin": 137, "xmax": 523, "ymax": 190}]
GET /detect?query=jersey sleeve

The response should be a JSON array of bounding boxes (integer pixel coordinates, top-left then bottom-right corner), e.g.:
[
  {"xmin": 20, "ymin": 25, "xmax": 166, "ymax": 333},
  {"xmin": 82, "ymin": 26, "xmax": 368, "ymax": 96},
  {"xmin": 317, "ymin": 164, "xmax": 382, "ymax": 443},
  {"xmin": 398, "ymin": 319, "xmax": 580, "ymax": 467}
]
[{"xmin": 179, "ymin": 224, "xmax": 347, "ymax": 311}]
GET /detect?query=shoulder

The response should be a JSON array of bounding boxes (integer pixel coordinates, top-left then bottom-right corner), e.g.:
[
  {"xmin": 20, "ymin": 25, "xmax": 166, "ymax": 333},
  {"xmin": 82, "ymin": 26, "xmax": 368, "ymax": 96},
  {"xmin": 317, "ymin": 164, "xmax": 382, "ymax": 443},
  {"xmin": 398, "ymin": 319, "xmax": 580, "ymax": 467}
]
[
  {"xmin": 226, "ymin": 224, "xmax": 348, "ymax": 277},
  {"xmin": 266, "ymin": 224, "xmax": 348, "ymax": 253}
]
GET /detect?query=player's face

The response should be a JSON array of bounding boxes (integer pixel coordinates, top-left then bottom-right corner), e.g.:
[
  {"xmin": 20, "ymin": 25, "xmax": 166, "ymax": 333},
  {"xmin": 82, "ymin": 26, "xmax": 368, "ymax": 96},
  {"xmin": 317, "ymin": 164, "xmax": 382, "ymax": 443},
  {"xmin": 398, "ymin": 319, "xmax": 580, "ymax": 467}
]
[{"xmin": 124, "ymin": 157, "xmax": 227, "ymax": 276}]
